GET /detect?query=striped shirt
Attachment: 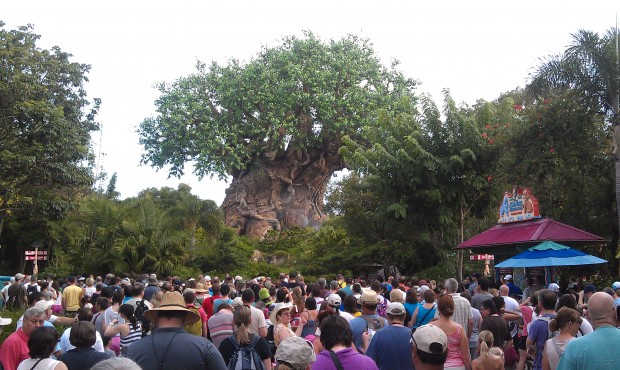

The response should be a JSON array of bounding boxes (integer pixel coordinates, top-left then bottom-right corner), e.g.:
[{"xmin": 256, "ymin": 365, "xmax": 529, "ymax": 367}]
[
  {"xmin": 207, "ymin": 309, "xmax": 234, "ymax": 348},
  {"xmin": 120, "ymin": 322, "xmax": 142, "ymax": 350}
]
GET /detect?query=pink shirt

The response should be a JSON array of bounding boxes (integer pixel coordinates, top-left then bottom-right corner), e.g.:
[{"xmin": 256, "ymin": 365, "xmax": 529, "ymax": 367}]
[
  {"xmin": 0, "ymin": 329, "xmax": 29, "ymax": 370},
  {"xmin": 521, "ymin": 305, "xmax": 533, "ymax": 336},
  {"xmin": 444, "ymin": 324, "xmax": 465, "ymax": 368}
]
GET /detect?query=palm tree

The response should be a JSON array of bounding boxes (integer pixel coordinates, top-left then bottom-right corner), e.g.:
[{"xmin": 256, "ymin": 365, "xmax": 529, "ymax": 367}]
[{"xmin": 528, "ymin": 27, "xmax": 620, "ymax": 240}]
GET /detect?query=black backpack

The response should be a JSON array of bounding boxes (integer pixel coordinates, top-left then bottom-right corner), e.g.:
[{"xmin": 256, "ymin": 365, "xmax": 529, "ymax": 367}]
[
  {"xmin": 26, "ymin": 284, "xmax": 38, "ymax": 296},
  {"xmin": 227, "ymin": 335, "xmax": 265, "ymax": 370},
  {"xmin": 134, "ymin": 299, "xmax": 151, "ymax": 336}
]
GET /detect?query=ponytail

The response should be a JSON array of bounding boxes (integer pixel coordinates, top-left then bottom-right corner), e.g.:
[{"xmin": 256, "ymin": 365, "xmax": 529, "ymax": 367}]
[
  {"xmin": 119, "ymin": 304, "xmax": 138, "ymax": 328},
  {"xmin": 478, "ymin": 330, "xmax": 494, "ymax": 358},
  {"xmin": 233, "ymin": 305, "xmax": 252, "ymax": 345}
]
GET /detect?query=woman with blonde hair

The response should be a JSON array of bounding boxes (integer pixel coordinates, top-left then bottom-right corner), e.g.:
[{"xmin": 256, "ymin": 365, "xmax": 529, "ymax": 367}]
[
  {"xmin": 433, "ymin": 294, "xmax": 471, "ymax": 370},
  {"xmin": 472, "ymin": 330, "xmax": 504, "ymax": 370},
  {"xmin": 218, "ymin": 305, "xmax": 272, "ymax": 369},
  {"xmin": 541, "ymin": 307, "xmax": 581, "ymax": 370}
]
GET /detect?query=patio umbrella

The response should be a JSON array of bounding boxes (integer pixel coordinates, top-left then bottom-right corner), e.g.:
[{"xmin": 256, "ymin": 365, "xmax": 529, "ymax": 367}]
[{"xmin": 494, "ymin": 241, "xmax": 607, "ymax": 268}]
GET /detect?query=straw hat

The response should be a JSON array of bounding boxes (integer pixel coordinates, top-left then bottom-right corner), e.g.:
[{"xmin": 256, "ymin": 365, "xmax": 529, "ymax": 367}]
[
  {"xmin": 270, "ymin": 303, "xmax": 292, "ymax": 325},
  {"xmin": 194, "ymin": 283, "xmax": 208, "ymax": 293},
  {"xmin": 143, "ymin": 291, "xmax": 200, "ymax": 325}
]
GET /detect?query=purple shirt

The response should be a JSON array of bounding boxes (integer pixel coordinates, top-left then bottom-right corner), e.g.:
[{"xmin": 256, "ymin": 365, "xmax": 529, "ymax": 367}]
[
  {"xmin": 313, "ymin": 348, "xmax": 379, "ymax": 370},
  {"xmin": 528, "ymin": 313, "xmax": 556, "ymax": 370}
]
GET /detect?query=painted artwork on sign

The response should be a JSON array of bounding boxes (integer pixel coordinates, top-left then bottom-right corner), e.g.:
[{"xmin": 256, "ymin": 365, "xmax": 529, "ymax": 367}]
[{"xmin": 498, "ymin": 185, "xmax": 540, "ymax": 224}]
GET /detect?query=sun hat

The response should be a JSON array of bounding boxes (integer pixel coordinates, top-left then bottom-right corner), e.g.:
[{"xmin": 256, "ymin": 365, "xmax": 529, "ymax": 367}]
[
  {"xmin": 326, "ymin": 293, "xmax": 342, "ymax": 308},
  {"xmin": 386, "ymin": 302, "xmax": 406, "ymax": 315},
  {"xmin": 194, "ymin": 283, "xmax": 208, "ymax": 293},
  {"xmin": 412, "ymin": 324, "xmax": 447, "ymax": 355},
  {"xmin": 275, "ymin": 336, "xmax": 316, "ymax": 370},
  {"xmin": 357, "ymin": 290, "xmax": 379, "ymax": 306},
  {"xmin": 270, "ymin": 304, "xmax": 292, "ymax": 325},
  {"xmin": 143, "ymin": 291, "xmax": 200, "ymax": 325},
  {"xmin": 548, "ymin": 283, "xmax": 560, "ymax": 293},
  {"xmin": 0, "ymin": 315, "xmax": 12, "ymax": 326}
]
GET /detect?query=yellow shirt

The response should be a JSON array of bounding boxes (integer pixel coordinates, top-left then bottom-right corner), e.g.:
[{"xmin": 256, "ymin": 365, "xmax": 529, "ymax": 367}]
[{"xmin": 63, "ymin": 284, "xmax": 83, "ymax": 311}]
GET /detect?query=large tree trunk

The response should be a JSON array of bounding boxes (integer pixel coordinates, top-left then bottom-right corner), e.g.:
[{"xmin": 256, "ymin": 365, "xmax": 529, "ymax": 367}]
[{"xmin": 221, "ymin": 146, "xmax": 344, "ymax": 239}]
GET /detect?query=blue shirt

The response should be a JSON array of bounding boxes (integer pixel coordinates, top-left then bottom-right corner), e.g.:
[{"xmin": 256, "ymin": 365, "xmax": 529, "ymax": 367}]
[
  {"xmin": 529, "ymin": 313, "xmax": 556, "ymax": 370},
  {"xmin": 366, "ymin": 325, "xmax": 413, "ymax": 370},
  {"xmin": 558, "ymin": 326, "xmax": 620, "ymax": 370}
]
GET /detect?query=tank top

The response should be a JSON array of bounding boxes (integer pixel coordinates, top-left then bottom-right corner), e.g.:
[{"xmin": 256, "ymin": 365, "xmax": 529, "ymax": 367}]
[
  {"xmin": 17, "ymin": 358, "xmax": 60, "ymax": 370},
  {"xmin": 444, "ymin": 325, "xmax": 465, "ymax": 368},
  {"xmin": 300, "ymin": 319, "xmax": 317, "ymax": 338},
  {"xmin": 120, "ymin": 322, "xmax": 142, "ymax": 350}
]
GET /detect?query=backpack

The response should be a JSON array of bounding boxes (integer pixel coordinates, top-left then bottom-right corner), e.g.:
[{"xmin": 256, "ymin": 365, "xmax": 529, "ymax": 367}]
[
  {"xmin": 184, "ymin": 307, "xmax": 203, "ymax": 336},
  {"xmin": 362, "ymin": 315, "xmax": 386, "ymax": 348},
  {"xmin": 27, "ymin": 284, "xmax": 38, "ymax": 296},
  {"xmin": 134, "ymin": 299, "xmax": 151, "ymax": 336},
  {"xmin": 537, "ymin": 316, "xmax": 559, "ymax": 339},
  {"xmin": 228, "ymin": 335, "xmax": 265, "ymax": 370},
  {"xmin": 265, "ymin": 325, "xmax": 277, "ymax": 357},
  {"xmin": 376, "ymin": 297, "xmax": 388, "ymax": 318}
]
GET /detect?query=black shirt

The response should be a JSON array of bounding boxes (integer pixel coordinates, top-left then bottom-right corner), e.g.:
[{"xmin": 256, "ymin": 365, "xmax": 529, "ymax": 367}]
[{"xmin": 218, "ymin": 334, "xmax": 271, "ymax": 365}]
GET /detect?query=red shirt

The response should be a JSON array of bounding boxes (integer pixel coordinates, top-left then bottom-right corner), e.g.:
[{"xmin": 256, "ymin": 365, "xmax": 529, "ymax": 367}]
[
  {"xmin": 201, "ymin": 294, "xmax": 221, "ymax": 318},
  {"xmin": 0, "ymin": 329, "xmax": 29, "ymax": 370}
]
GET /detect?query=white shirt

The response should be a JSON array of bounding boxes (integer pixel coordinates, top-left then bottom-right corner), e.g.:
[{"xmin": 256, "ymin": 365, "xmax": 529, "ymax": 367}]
[
  {"xmin": 59, "ymin": 326, "xmax": 105, "ymax": 353},
  {"xmin": 502, "ymin": 295, "xmax": 521, "ymax": 337}
]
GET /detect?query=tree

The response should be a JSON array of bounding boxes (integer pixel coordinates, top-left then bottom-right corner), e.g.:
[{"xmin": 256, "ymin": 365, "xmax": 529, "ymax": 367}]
[
  {"xmin": 139, "ymin": 32, "xmax": 416, "ymax": 238},
  {"xmin": 528, "ymin": 28, "xmax": 620, "ymax": 240},
  {"xmin": 0, "ymin": 22, "xmax": 99, "ymax": 241}
]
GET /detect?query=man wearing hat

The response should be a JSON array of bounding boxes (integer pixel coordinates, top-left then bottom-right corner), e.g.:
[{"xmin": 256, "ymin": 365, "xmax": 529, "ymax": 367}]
[
  {"xmin": 411, "ymin": 324, "xmax": 448, "ymax": 370},
  {"xmin": 126, "ymin": 291, "xmax": 227, "ymax": 370},
  {"xmin": 504, "ymin": 274, "xmax": 524, "ymax": 299},
  {"xmin": 366, "ymin": 302, "xmax": 414, "ymax": 370},
  {"xmin": 349, "ymin": 290, "xmax": 388, "ymax": 352},
  {"xmin": 6, "ymin": 273, "xmax": 27, "ymax": 310},
  {"xmin": 579, "ymin": 284, "xmax": 596, "ymax": 310},
  {"xmin": 143, "ymin": 274, "xmax": 160, "ymax": 302},
  {"xmin": 611, "ymin": 281, "xmax": 620, "ymax": 306}
]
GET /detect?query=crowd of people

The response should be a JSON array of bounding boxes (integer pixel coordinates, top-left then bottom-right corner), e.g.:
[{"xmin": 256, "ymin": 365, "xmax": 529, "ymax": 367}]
[{"xmin": 1, "ymin": 271, "xmax": 620, "ymax": 370}]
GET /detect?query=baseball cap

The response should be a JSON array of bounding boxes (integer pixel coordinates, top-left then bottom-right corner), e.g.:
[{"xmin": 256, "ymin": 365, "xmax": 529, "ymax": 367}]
[
  {"xmin": 34, "ymin": 300, "xmax": 54, "ymax": 310},
  {"xmin": 612, "ymin": 282, "xmax": 620, "ymax": 291},
  {"xmin": 326, "ymin": 293, "xmax": 342, "ymax": 307},
  {"xmin": 584, "ymin": 284, "xmax": 596, "ymax": 293},
  {"xmin": 412, "ymin": 324, "xmax": 448, "ymax": 355},
  {"xmin": 548, "ymin": 283, "xmax": 560, "ymax": 292},
  {"xmin": 275, "ymin": 336, "xmax": 316, "ymax": 369},
  {"xmin": 386, "ymin": 302, "xmax": 406, "ymax": 315},
  {"xmin": 567, "ymin": 282, "xmax": 578, "ymax": 290},
  {"xmin": 204, "ymin": 275, "xmax": 211, "ymax": 281},
  {"xmin": 418, "ymin": 285, "xmax": 430, "ymax": 295},
  {"xmin": 232, "ymin": 297, "xmax": 244, "ymax": 308},
  {"xmin": 504, "ymin": 274, "xmax": 513, "ymax": 281},
  {"xmin": 15, "ymin": 273, "xmax": 25, "ymax": 280},
  {"xmin": 357, "ymin": 290, "xmax": 379, "ymax": 306}
]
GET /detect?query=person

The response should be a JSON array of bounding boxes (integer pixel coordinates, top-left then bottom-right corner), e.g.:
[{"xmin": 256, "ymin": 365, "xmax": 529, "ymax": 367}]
[
  {"xmin": 102, "ymin": 289, "xmax": 124, "ymax": 355},
  {"xmin": 554, "ymin": 294, "xmax": 593, "ymax": 337},
  {"xmin": 271, "ymin": 304, "xmax": 303, "ymax": 346},
  {"xmin": 557, "ymin": 292, "xmax": 620, "ymax": 370},
  {"xmin": 435, "ymin": 278, "xmax": 473, "ymax": 340},
  {"xmin": 241, "ymin": 288, "xmax": 268, "ymax": 337},
  {"xmin": 312, "ymin": 314, "xmax": 379, "ymax": 370},
  {"xmin": 411, "ymin": 289, "xmax": 437, "ymax": 329},
  {"xmin": 325, "ymin": 293, "xmax": 354, "ymax": 322},
  {"xmin": 348, "ymin": 290, "xmax": 388, "ymax": 352},
  {"xmin": 183, "ymin": 290, "xmax": 208, "ymax": 337},
  {"xmin": 6, "ymin": 273, "xmax": 27, "ymax": 310},
  {"xmin": 472, "ymin": 330, "xmax": 504, "ymax": 370},
  {"xmin": 58, "ymin": 322, "xmax": 111, "ymax": 370},
  {"xmin": 126, "ymin": 291, "xmax": 227, "ymax": 370},
  {"xmin": 124, "ymin": 282, "xmax": 152, "ymax": 311},
  {"xmin": 143, "ymin": 275, "xmax": 160, "ymax": 302},
  {"xmin": 411, "ymin": 324, "xmax": 449, "ymax": 370},
  {"xmin": 468, "ymin": 273, "xmax": 481, "ymax": 296},
  {"xmin": 577, "ymin": 284, "xmax": 595, "ymax": 311},
  {"xmin": 527, "ymin": 289, "xmax": 557, "ymax": 370},
  {"xmin": 432, "ymin": 294, "xmax": 472, "ymax": 370},
  {"xmin": 479, "ymin": 299, "xmax": 512, "ymax": 349},
  {"xmin": 471, "ymin": 278, "xmax": 494, "ymax": 310},
  {"xmin": 103, "ymin": 304, "xmax": 142, "ymax": 355},
  {"xmin": 0, "ymin": 307, "xmax": 47, "ymax": 370},
  {"xmin": 365, "ymin": 302, "xmax": 414, "ymax": 370},
  {"xmin": 16, "ymin": 327, "xmax": 68, "ymax": 370},
  {"xmin": 217, "ymin": 305, "xmax": 271, "ymax": 369},
  {"xmin": 59, "ymin": 308, "xmax": 105, "ymax": 354},
  {"xmin": 207, "ymin": 302, "xmax": 235, "ymax": 348},
  {"xmin": 460, "ymin": 290, "xmax": 482, "ymax": 360},
  {"xmin": 540, "ymin": 307, "xmax": 580, "ymax": 370},
  {"xmin": 62, "ymin": 276, "xmax": 84, "ymax": 316},
  {"xmin": 213, "ymin": 283, "xmax": 233, "ymax": 314},
  {"xmin": 299, "ymin": 296, "xmax": 319, "ymax": 339},
  {"xmin": 89, "ymin": 357, "xmax": 142, "ymax": 370},
  {"xmin": 503, "ymin": 275, "xmax": 523, "ymax": 300},
  {"xmin": 516, "ymin": 291, "xmax": 536, "ymax": 370},
  {"xmin": 403, "ymin": 288, "xmax": 419, "ymax": 326},
  {"xmin": 274, "ymin": 336, "xmax": 315, "ymax": 370}
]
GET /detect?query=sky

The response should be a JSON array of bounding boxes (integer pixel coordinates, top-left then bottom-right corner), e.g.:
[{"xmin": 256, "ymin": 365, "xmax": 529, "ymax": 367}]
[{"xmin": 3, "ymin": 1, "xmax": 618, "ymax": 206}]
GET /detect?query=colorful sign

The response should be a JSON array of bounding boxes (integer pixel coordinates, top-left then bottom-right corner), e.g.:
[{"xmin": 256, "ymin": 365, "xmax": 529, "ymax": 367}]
[
  {"xmin": 498, "ymin": 185, "xmax": 540, "ymax": 224},
  {"xmin": 24, "ymin": 250, "xmax": 47, "ymax": 256}
]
